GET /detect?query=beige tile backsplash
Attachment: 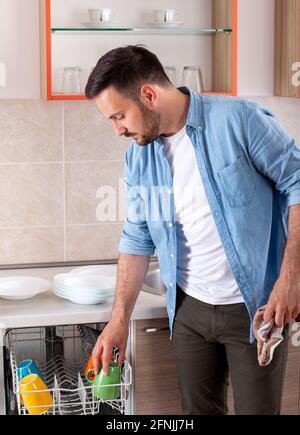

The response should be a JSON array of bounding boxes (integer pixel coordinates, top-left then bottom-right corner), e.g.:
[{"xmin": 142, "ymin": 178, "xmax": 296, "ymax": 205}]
[
  {"xmin": 65, "ymin": 161, "xmax": 124, "ymax": 225},
  {"xmin": 0, "ymin": 164, "xmax": 63, "ymax": 227},
  {"xmin": 0, "ymin": 227, "xmax": 64, "ymax": 265},
  {"xmin": 0, "ymin": 100, "xmax": 63, "ymax": 163},
  {"xmin": 65, "ymin": 224, "xmax": 124, "ymax": 262},
  {"xmin": 0, "ymin": 97, "xmax": 299, "ymax": 265},
  {"xmin": 64, "ymin": 101, "xmax": 130, "ymax": 161}
]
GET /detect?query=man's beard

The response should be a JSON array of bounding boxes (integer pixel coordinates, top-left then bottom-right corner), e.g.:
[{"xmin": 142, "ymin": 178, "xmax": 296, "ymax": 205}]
[{"xmin": 125, "ymin": 102, "xmax": 161, "ymax": 146}]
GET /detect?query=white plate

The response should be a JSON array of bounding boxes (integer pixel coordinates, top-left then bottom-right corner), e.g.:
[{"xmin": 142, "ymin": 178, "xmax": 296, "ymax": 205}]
[
  {"xmin": 53, "ymin": 287, "xmax": 115, "ymax": 298},
  {"xmin": 54, "ymin": 290, "xmax": 113, "ymax": 305},
  {"xmin": 54, "ymin": 287, "xmax": 115, "ymax": 299},
  {"xmin": 0, "ymin": 277, "xmax": 50, "ymax": 300},
  {"xmin": 70, "ymin": 265, "xmax": 116, "ymax": 276},
  {"xmin": 54, "ymin": 286, "xmax": 114, "ymax": 299},
  {"xmin": 81, "ymin": 21, "xmax": 122, "ymax": 29},
  {"xmin": 67, "ymin": 296, "xmax": 109, "ymax": 305},
  {"xmin": 53, "ymin": 273, "xmax": 115, "ymax": 292},
  {"xmin": 147, "ymin": 22, "xmax": 184, "ymax": 29}
]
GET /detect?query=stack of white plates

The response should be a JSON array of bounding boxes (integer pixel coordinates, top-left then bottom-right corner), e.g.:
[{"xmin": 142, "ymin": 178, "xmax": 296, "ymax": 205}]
[
  {"xmin": 53, "ymin": 265, "xmax": 116, "ymax": 305},
  {"xmin": 0, "ymin": 277, "xmax": 50, "ymax": 301},
  {"xmin": 70, "ymin": 265, "xmax": 117, "ymax": 276}
]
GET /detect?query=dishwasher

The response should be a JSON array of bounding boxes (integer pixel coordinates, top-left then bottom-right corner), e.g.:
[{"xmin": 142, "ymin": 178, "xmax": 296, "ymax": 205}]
[
  {"xmin": 0, "ymin": 262, "xmax": 165, "ymax": 416},
  {"xmin": 0, "ymin": 267, "xmax": 134, "ymax": 416},
  {"xmin": 1, "ymin": 323, "xmax": 132, "ymax": 416}
]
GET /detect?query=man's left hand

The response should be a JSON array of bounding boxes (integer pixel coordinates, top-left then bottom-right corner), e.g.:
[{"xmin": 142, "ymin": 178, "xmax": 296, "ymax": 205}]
[{"xmin": 263, "ymin": 270, "xmax": 300, "ymax": 326}]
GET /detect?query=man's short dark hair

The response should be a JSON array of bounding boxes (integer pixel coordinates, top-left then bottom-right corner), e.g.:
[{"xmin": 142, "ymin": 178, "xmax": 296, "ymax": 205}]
[{"xmin": 85, "ymin": 45, "xmax": 171, "ymax": 100}]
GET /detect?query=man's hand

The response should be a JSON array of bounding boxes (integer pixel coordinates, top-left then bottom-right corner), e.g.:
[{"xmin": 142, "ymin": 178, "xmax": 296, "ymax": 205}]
[
  {"xmin": 92, "ymin": 253, "xmax": 150, "ymax": 376},
  {"xmin": 264, "ymin": 205, "xmax": 300, "ymax": 327},
  {"xmin": 92, "ymin": 319, "xmax": 129, "ymax": 376},
  {"xmin": 263, "ymin": 270, "xmax": 300, "ymax": 326}
]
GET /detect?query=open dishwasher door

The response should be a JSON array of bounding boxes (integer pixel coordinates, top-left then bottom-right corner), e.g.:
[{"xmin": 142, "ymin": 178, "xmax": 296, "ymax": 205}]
[{"xmin": 2, "ymin": 323, "xmax": 132, "ymax": 416}]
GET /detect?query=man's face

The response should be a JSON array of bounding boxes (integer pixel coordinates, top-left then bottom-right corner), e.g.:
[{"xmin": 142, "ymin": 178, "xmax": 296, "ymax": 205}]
[{"xmin": 94, "ymin": 86, "xmax": 161, "ymax": 146}]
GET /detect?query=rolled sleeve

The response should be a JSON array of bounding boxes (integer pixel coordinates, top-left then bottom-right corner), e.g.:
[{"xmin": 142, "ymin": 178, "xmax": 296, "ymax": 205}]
[
  {"xmin": 245, "ymin": 101, "xmax": 300, "ymax": 206},
  {"xmin": 286, "ymin": 189, "xmax": 300, "ymax": 207},
  {"xmin": 119, "ymin": 147, "xmax": 155, "ymax": 257},
  {"xmin": 119, "ymin": 220, "xmax": 155, "ymax": 256}
]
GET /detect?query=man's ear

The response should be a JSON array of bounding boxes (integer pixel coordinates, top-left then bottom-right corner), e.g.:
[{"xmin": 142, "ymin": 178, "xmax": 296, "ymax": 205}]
[{"xmin": 140, "ymin": 84, "xmax": 157, "ymax": 106}]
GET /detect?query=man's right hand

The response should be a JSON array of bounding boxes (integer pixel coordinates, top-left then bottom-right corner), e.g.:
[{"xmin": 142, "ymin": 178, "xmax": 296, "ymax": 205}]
[
  {"xmin": 92, "ymin": 319, "xmax": 129, "ymax": 376},
  {"xmin": 92, "ymin": 253, "xmax": 150, "ymax": 376}
]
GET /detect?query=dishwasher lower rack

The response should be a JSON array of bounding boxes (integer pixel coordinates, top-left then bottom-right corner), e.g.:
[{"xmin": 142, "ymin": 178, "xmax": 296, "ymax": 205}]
[{"xmin": 6, "ymin": 325, "xmax": 132, "ymax": 416}]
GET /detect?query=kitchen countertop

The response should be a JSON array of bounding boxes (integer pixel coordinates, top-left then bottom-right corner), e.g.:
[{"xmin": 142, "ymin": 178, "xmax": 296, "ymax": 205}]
[{"xmin": 0, "ymin": 264, "xmax": 167, "ymax": 331}]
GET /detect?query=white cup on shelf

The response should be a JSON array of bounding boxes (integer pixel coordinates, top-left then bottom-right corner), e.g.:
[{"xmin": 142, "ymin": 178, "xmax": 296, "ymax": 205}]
[
  {"xmin": 165, "ymin": 9, "xmax": 177, "ymax": 23},
  {"xmin": 101, "ymin": 8, "xmax": 115, "ymax": 22},
  {"xmin": 88, "ymin": 9, "xmax": 101, "ymax": 22}
]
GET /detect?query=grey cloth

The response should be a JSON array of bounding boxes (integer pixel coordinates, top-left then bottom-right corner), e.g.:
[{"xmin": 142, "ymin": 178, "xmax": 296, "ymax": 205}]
[
  {"xmin": 173, "ymin": 286, "xmax": 289, "ymax": 415},
  {"xmin": 253, "ymin": 306, "xmax": 284, "ymax": 367}
]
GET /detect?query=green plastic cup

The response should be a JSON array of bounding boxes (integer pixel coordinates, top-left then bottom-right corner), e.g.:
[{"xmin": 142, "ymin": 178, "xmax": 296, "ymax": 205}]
[{"xmin": 86, "ymin": 362, "xmax": 121, "ymax": 400}]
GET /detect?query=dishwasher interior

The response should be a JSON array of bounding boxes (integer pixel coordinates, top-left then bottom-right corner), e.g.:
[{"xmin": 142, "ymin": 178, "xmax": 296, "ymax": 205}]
[{"xmin": 3, "ymin": 323, "xmax": 132, "ymax": 415}]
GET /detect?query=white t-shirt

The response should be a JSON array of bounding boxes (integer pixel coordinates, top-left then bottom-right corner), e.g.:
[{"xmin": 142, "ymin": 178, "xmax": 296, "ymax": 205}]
[{"xmin": 162, "ymin": 125, "xmax": 244, "ymax": 305}]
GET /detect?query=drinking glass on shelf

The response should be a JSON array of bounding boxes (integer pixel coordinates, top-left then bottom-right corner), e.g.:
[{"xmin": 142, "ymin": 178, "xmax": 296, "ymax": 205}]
[
  {"xmin": 164, "ymin": 66, "xmax": 177, "ymax": 86},
  {"xmin": 61, "ymin": 67, "xmax": 82, "ymax": 94},
  {"xmin": 182, "ymin": 66, "xmax": 204, "ymax": 93},
  {"xmin": 154, "ymin": 10, "xmax": 166, "ymax": 22}
]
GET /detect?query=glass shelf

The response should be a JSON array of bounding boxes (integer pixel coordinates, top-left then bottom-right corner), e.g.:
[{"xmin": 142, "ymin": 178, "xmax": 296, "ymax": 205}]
[{"xmin": 51, "ymin": 27, "xmax": 232, "ymax": 35}]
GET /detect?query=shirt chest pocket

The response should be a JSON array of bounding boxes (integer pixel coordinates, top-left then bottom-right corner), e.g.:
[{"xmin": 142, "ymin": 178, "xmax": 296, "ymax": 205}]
[{"xmin": 218, "ymin": 155, "xmax": 256, "ymax": 207}]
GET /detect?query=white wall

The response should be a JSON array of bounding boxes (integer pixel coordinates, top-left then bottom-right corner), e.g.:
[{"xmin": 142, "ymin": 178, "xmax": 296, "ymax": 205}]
[
  {"xmin": 237, "ymin": 0, "xmax": 275, "ymax": 96},
  {"xmin": 0, "ymin": 0, "xmax": 40, "ymax": 98},
  {"xmin": 0, "ymin": 0, "xmax": 278, "ymax": 99}
]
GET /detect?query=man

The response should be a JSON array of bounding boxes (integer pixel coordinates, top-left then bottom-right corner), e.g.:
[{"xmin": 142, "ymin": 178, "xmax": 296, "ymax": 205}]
[{"xmin": 85, "ymin": 45, "xmax": 300, "ymax": 415}]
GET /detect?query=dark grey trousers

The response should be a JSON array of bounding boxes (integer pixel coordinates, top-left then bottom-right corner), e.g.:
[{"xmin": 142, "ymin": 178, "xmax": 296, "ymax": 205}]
[{"xmin": 173, "ymin": 286, "xmax": 289, "ymax": 415}]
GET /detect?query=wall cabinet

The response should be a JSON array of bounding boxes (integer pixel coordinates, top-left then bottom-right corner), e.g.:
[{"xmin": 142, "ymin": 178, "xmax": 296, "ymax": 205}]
[
  {"xmin": 0, "ymin": 0, "xmax": 279, "ymax": 99},
  {"xmin": 39, "ymin": 0, "xmax": 238, "ymax": 100}
]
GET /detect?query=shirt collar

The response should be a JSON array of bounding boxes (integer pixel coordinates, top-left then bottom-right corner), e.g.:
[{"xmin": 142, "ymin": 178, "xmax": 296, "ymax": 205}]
[
  {"xmin": 178, "ymin": 86, "xmax": 204, "ymax": 130},
  {"xmin": 155, "ymin": 86, "xmax": 204, "ymax": 147}
]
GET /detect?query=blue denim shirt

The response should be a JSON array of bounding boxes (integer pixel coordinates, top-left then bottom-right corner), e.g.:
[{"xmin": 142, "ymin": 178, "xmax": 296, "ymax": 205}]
[{"xmin": 119, "ymin": 88, "xmax": 300, "ymax": 342}]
